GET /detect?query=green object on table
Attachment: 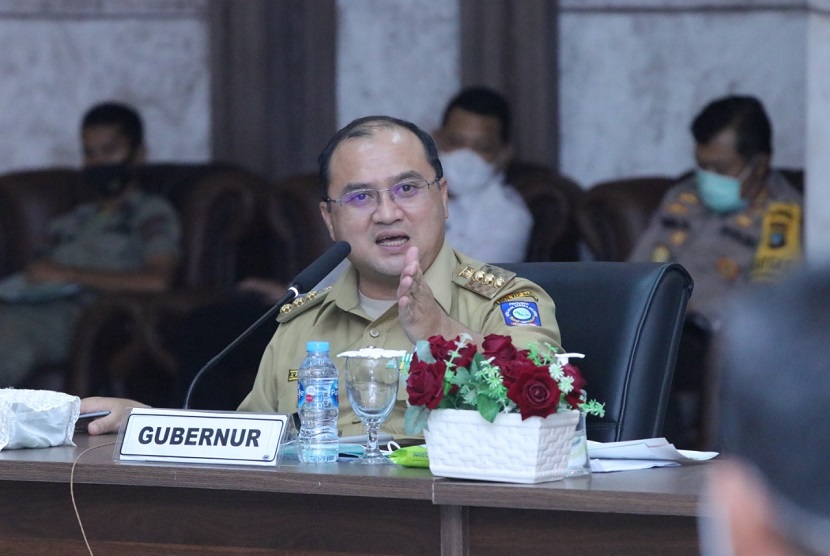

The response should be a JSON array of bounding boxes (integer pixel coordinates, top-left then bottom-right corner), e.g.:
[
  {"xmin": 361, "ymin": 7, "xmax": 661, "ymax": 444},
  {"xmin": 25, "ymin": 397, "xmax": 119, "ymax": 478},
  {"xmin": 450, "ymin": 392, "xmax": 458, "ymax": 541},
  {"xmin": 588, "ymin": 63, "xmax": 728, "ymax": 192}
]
[{"xmin": 388, "ymin": 444, "xmax": 429, "ymax": 468}]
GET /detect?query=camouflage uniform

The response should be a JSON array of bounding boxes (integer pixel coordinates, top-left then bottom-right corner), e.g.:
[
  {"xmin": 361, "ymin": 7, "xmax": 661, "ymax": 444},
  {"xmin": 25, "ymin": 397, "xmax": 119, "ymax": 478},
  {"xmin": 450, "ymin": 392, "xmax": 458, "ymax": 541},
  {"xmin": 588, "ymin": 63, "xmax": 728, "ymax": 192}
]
[
  {"xmin": 238, "ymin": 241, "xmax": 562, "ymax": 438},
  {"xmin": 0, "ymin": 189, "xmax": 181, "ymax": 386},
  {"xmin": 628, "ymin": 171, "xmax": 802, "ymax": 325}
]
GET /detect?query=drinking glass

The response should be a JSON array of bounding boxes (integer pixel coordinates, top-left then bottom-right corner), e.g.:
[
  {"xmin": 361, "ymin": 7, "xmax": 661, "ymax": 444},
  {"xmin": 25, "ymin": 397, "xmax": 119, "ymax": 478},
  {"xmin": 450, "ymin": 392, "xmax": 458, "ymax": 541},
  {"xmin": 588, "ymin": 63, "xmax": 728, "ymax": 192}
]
[
  {"xmin": 339, "ymin": 348, "xmax": 406, "ymax": 464},
  {"xmin": 555, "ymin": 354, "xmax": 592, "ymax": 478}
]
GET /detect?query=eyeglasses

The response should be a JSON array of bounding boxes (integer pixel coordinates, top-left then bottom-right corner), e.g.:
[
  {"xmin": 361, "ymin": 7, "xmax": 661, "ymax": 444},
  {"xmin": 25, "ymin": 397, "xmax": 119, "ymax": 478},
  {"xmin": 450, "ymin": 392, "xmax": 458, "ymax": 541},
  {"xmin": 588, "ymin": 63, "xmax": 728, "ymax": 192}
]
[{"xmin": 324, "ymin": 177, "xmax": 440, "ymax": 212}]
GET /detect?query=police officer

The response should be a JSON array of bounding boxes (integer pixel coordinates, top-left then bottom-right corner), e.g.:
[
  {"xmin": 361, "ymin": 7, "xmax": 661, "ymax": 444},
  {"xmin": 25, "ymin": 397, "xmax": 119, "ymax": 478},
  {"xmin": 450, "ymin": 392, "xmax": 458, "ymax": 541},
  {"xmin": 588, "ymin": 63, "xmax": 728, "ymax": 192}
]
[
  {"xmin": 81, "ymin": 116, "xmax": 562, "ymax": 437},
  {"xmin": 628, "ymin": 95, "xmax": 802, "ymax": 449},
  {"xmin": 629, "ymin": 95, "xmax": 802, "ymax": 328},
  {"xmin": 0, "ymin": 102, "xmax": 181, "ymax": 387}
]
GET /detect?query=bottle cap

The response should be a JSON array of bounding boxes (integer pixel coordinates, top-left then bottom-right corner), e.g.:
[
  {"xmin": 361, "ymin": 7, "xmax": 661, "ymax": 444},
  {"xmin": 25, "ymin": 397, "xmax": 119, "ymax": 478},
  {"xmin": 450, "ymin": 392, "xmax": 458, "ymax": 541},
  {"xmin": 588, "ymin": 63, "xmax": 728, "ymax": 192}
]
[{"xmin": 306, "ymin": 341, "xmax": 330, "ymax": 352}]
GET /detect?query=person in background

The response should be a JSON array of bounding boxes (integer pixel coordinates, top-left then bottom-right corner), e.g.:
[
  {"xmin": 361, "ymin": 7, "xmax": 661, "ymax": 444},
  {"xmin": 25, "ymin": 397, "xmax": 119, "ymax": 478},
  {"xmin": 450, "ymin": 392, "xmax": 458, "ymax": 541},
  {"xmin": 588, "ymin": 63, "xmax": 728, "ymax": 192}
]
[
  {"xmin": 628, "ymin": 94, "xmax": 803, "ymax": 448},
  {"xmin": 434, "ymin": 86, "xmax": 532, "ymax": 263},
  {"xmin": 701, "ymin": 266, "xmax": 830, "ymax": 555},
  {"xmin": 0, "ymin": 102, "xmax": 181, "ymax": 387},
  {"xmin": 629, "ymin": 94, "xmax": 802, "ymax": 328},
  {"xmin": 81, "ymin": 115, "xmax": 563, "ymax": 437}
]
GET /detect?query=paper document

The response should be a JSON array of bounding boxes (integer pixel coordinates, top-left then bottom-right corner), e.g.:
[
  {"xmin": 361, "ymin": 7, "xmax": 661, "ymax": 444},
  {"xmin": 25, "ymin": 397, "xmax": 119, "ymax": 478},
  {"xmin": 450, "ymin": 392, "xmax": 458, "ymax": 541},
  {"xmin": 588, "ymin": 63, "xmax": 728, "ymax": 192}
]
[
  {"xmin": 586, "ymin": 437, "xmax": 718, "ymax": 473},
  {"xmin": 590, "ymin": 459, "xmax": 680, "ymax": 473}
]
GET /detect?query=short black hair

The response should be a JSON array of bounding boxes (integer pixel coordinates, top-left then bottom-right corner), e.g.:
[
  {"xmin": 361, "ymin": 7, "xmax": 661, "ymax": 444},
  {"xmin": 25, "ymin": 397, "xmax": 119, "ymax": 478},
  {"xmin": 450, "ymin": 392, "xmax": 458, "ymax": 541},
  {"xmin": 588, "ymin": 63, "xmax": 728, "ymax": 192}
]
[
  {"xmin": 691, "ymin": 95, "xmax": 772, "ymax": 160},
  {"xmin": 716, "ymin": 266, "xmax": 830, "ymax": 552},
  {"xmin": 81, "ymin": 101, "xmax": 144, "ymax": 150},
  {"xmin": 441, "ymin": 86, "xmax": 511, "ymax": 143},
  {"xmin": 317, "ymin": 115, "xmax": 443, "ymax": 200}
]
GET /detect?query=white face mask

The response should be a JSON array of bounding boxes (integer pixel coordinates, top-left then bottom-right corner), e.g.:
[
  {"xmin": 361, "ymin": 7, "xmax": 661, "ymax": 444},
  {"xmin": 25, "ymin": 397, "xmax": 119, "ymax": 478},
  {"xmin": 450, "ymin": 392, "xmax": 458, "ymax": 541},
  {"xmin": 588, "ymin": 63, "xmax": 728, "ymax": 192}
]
[
  {"xmin": 0, "ymin": 389, "xmax": 80, "ymax": 451},
  {"xmin": 440, "ymin": 148, "xmax": 498, "ymax": 196}
]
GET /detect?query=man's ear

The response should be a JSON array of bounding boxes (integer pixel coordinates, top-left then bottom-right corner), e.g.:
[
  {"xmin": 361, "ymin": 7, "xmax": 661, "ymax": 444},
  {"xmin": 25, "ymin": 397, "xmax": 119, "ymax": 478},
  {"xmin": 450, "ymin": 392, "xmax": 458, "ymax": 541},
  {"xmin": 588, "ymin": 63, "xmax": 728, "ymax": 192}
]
[
  {"xmin": 319, "ymin": 201, "xmax": 336, "ymax": 242},
  {"xmin": 438, "ymin": 177, "xmax": 449, "ymax": 219},
  {"xmin": 742, "ymin": 153, "xmax": 771, "ymax": 199},
  {"xmin": 755, "ymin": 152, "xmax": 771, "ymax": 178}
]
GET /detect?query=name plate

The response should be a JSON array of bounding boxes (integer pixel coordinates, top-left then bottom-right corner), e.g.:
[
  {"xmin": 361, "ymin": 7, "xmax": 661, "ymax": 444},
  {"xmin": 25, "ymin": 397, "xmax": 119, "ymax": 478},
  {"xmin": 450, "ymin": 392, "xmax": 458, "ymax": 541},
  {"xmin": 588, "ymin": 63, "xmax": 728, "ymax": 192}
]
[{"xmin": 116, "ymin": 408, "xmax": 289, "ymax": 466}]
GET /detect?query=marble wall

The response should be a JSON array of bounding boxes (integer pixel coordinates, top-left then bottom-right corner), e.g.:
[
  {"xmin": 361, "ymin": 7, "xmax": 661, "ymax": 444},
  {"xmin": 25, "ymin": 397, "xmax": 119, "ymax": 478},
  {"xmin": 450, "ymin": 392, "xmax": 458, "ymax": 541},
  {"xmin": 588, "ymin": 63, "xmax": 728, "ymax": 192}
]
[
  {"xmin": 559, "ymin": 0, "xmax": 807, "ymax": 187},
  {"xmin": 0, "ymin": 0, "xmax": 210, "ymax": 173},
  {"xmin": 336, "ymin": 0, "xmax": 460, "ymax": 133},
  {"xmin": 334, "ymin": 0, "xmax": 810, "ymax": 189},
  {"xmin": 1, "ymin": 0, "xmax": 809, "ymax": 183},
  {"xmin": 806, "ymin": 1, "xmax": 830, "ymax": 261}
]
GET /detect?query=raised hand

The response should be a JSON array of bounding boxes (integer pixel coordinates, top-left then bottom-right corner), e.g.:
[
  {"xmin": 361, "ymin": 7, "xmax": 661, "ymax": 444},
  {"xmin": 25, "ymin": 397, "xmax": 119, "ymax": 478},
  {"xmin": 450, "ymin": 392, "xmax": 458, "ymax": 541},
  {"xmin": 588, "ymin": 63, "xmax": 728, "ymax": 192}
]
[{"xmin": 396, "ymin": 246, "xmax": 482, "ymax": 346}]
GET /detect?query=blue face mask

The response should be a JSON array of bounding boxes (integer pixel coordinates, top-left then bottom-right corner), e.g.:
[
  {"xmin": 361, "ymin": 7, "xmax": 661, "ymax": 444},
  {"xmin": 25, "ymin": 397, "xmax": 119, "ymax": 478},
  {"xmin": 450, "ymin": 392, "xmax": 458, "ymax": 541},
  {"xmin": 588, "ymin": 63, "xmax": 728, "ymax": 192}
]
[{"xmin": 695, "ymin": 160, "xmax": 755, "ymax": 214}]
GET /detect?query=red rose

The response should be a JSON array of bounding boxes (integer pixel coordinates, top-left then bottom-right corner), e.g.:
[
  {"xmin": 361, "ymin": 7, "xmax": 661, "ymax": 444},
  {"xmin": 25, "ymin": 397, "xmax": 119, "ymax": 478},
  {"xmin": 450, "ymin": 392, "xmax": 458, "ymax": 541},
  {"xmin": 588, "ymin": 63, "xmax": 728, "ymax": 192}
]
[
  {"xmin": 452, "ymin": 342, "xmax": 477, "ymax": 369},
  {"xmin": 562, "ymin": 363, "xmax": 587, "ymax": 409},
  {"xmin": 507, "ymin": 367, "xmax": 562, "ymax": 419},
  {"xmin": 406, "ymin": 357, "xmax": 447, "ymax": 409},
  {"xmin": 498, "ymin": 356, "xmax": 538, "ymax": 389},
  {"xmin": 482, "ymin": 334, "xmax": 519, "ymax": 360},
  {"xmin": 428, "ymin": 334, "xmax": 476, "ymax": 369},
  {"xmin": 428, "ymin": 335, "xmax": 455, "ymax": 361}
]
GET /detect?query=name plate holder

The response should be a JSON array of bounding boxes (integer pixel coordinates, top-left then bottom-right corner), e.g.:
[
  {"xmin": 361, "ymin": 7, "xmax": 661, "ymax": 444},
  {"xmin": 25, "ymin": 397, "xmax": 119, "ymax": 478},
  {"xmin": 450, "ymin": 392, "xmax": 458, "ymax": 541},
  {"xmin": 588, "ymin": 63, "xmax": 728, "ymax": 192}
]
[{"xmin": 115, "ymin": 408, "xmax": 290, "ymax": 467}]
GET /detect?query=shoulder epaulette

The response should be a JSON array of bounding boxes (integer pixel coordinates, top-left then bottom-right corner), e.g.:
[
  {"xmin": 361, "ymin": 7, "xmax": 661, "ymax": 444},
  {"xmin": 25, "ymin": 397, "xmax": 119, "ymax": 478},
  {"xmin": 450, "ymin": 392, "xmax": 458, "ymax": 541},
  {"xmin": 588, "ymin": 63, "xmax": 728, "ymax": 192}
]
[
  {"xmin": 277, "ymin": 287, "xmax": 331, "ymax": 322},
  {"xmin": 453, "ymin": 263, "xmax": 516, "ymax": 299}
]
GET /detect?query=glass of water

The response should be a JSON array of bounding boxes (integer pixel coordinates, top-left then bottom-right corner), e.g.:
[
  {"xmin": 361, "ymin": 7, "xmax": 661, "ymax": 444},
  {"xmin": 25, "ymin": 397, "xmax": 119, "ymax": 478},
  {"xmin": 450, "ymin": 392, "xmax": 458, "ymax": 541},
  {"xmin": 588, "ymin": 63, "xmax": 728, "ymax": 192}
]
[{"xmin": 339, "ymin": 348, "xmax": 406, "ymax": 464}]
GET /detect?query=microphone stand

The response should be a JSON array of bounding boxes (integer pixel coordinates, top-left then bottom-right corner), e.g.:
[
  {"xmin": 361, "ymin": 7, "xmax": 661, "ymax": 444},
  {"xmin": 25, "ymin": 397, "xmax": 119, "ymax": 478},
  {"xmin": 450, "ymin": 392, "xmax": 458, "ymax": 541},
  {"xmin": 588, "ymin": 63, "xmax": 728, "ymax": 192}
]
[{"xmin": 182, "ymin": 285, "xmax": 301, "ymax": 409}]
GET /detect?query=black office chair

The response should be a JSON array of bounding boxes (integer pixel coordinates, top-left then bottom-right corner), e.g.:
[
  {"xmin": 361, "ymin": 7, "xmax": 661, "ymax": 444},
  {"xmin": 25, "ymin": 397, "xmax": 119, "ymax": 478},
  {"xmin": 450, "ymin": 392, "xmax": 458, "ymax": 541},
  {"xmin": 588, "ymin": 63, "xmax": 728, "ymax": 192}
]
[{"xmin": 500, "ymin": 262, "xmax": 693, "ymax": 442}]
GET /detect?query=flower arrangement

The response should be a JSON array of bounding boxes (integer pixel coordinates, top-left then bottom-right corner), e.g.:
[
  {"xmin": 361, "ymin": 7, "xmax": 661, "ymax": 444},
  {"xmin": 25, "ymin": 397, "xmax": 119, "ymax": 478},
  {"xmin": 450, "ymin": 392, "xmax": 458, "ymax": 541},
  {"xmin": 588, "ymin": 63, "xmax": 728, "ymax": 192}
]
[{"xmin": 404, "ymin": 333, "xmax": 604, "ymax": 435}]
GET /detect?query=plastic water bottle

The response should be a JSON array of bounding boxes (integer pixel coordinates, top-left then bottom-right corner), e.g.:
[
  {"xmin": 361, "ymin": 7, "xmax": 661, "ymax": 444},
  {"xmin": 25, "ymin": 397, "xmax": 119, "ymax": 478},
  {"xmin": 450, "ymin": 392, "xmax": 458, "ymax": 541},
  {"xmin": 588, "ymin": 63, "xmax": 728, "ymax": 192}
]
[{"xmin": 297, "ymin": 341, "xmax": 339, "ymax": 463}]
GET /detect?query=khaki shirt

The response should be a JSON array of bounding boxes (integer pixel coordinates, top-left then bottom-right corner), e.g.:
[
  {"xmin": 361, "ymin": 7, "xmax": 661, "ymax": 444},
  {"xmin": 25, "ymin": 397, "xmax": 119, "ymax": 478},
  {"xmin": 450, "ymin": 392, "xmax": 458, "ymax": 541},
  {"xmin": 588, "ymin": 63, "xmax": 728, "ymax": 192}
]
[
  {"xmin": 47, "ymin": 189, "xmax": 182, "ymax": 270},
  {"xmin": 0, "ymin": 189, "xmax": 181, "ymax": 386},
  {"xmin": 238, "ymin": 241, "xmax": 562, "ymax": 437},
  {"xmin": 628, "ymin": 171, "xmax": 802, "ymax": 324}
]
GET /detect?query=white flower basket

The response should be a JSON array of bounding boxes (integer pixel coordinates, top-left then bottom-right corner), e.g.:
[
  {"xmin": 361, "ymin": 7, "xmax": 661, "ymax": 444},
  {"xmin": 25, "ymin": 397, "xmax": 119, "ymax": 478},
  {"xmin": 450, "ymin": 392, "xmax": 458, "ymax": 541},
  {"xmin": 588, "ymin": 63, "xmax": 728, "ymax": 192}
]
[{"xmin": 423, "ymin": 408, "xmax": 579, "ymax": 484}]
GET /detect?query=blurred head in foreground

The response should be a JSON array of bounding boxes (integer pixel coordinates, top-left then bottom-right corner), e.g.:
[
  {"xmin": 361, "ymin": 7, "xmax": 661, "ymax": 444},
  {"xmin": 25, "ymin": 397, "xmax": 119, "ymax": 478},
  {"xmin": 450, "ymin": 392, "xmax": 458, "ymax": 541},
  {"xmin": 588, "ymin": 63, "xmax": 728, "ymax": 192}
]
[{"xmin": 703, "ymin": 265, "xmax": 830, "ymax": 555}]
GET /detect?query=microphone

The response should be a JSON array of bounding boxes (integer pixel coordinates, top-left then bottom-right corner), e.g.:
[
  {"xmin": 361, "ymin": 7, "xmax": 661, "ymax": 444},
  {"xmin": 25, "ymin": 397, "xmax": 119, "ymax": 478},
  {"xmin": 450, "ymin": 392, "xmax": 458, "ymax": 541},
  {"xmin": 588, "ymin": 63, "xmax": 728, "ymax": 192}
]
[
  {"xmin": 288, "ymin": 240, "xmax": 351, "ymax": 295},
  {"xmin": 182, "ymin": 241, "xmax": 351, "ymax": 409}
]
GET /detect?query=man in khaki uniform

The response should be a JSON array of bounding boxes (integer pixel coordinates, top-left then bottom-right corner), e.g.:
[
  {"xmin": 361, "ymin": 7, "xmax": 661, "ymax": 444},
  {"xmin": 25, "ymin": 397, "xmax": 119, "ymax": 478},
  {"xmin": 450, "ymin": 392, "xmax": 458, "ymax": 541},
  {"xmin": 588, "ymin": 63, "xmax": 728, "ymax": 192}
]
[
  {"xmin": 241, "ymin": 115, "xmax": 561, "ymax": 436},
  {"xmin": 81, "ymin": 115, "xmax": 561, "ymax": 437},
  {"xmin": 239, "ymin": 246, "xmax": 560, "ymax": 437}
]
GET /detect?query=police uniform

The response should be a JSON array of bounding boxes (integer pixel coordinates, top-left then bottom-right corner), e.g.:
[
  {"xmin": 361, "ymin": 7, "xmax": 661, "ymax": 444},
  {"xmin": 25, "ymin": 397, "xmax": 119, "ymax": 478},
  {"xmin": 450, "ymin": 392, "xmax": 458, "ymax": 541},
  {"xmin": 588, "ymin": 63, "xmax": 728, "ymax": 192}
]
[
  {"xmin": 0, "ymin": 189, "xmax": 181, "ymax": 386},
  {"xmin": 46, "ymin": 189, "xmax": 181, "ymax": 272},
  {"xmin": 628, "ymin": 171, "xmax": 802, "ymax": 325},
  {"xmin": 238, "ymin": 241, "xmax": 562, "ymax": 438}
]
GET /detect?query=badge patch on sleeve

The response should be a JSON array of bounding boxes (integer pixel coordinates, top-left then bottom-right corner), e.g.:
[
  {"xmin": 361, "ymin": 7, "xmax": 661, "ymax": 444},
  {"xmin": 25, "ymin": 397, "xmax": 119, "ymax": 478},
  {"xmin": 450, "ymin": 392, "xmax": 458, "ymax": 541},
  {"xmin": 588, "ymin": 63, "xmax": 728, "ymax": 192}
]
[
  {"xmin": 500, "ymin": 300, "xmax": 542, "ymax": 326},
  {"xmin": 288, "ymin": 369, "xmax": 299, "ymax": 382}
]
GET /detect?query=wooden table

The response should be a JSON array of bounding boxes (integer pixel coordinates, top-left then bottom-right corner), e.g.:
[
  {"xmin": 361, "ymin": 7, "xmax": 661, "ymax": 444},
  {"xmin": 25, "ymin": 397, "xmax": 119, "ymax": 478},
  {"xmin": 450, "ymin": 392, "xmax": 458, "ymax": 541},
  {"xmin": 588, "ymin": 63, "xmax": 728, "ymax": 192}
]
[{"xmin": 0, "ymin": 434, "xmax": 707, "ymax": 555}]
